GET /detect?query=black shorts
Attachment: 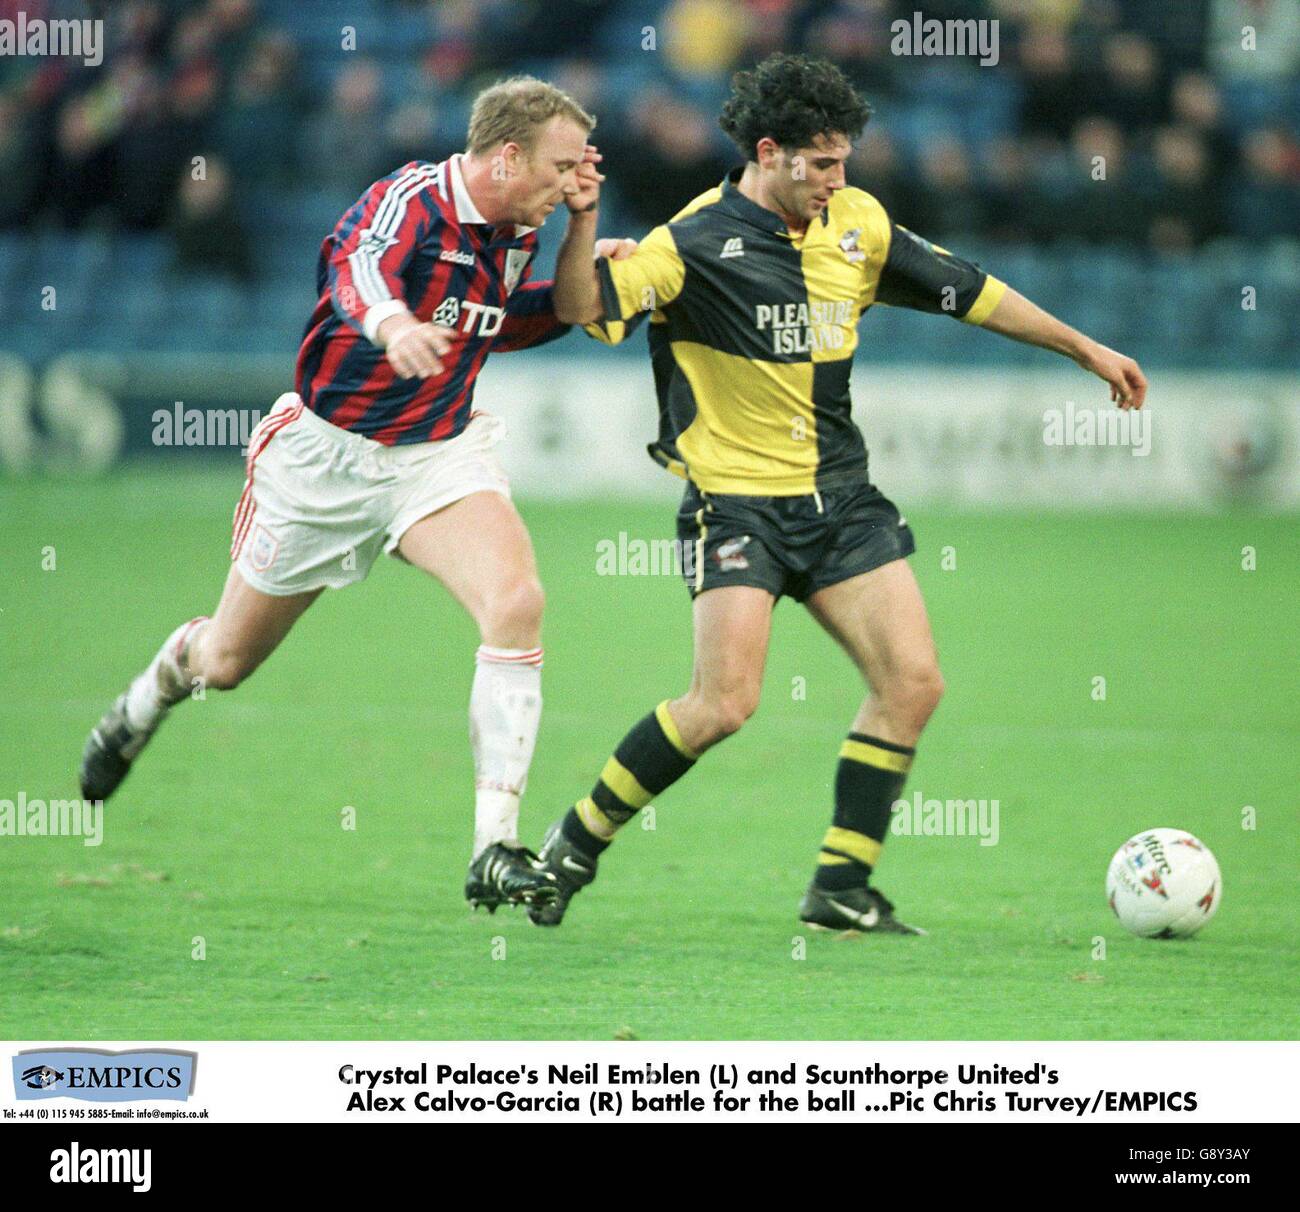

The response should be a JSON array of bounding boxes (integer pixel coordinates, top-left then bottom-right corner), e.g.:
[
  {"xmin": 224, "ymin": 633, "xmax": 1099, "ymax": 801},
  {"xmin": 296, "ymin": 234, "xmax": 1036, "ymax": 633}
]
[{"xmin": 676, "ymin": 481, "xmax": 916, "ymax": 602}]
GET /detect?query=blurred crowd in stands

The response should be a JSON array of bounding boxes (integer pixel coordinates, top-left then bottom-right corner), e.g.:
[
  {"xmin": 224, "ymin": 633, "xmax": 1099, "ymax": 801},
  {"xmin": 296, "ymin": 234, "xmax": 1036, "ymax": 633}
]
[{"xmin": 1, "ymin": 0, "xmax": 1298, "ymax": 288}]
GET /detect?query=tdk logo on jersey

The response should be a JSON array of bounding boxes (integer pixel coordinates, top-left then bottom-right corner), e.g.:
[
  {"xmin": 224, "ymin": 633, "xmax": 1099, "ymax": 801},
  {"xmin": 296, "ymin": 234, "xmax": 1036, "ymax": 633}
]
[
  {"xmin": 430, "ymin": 296, "xmax": 507, "ymax": 337},
  {"xmin": 755, "ymin": 300, "xmax": 855, "ymax": 354},
  {"xmin": 13, "ymin": 1049, "xmax": 196, "ymax": 1102},
  {"xmin": 719, "ymin": 237, "xmax": 744, "ymax": 259}
]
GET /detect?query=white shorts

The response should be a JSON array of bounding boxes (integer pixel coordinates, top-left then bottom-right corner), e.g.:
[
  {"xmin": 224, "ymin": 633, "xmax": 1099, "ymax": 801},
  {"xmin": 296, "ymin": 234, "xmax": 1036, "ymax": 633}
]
[{"xmin": 231, "ymin": 392, "xmax": 511, "ymax": 596}]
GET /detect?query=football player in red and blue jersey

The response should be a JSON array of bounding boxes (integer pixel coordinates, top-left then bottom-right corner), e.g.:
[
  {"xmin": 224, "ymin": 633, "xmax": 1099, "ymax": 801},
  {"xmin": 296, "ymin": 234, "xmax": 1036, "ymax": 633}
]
[{"xmin": 80, "ymin": 77, "xmax": 627, "ymax": 912}]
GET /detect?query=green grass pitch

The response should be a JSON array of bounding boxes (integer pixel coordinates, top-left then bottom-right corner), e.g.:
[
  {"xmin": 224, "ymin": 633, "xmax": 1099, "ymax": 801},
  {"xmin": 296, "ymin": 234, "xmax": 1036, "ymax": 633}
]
[{"xmin": 2, "ymin": 466, "xmax": 1297, "ymax": 1040}]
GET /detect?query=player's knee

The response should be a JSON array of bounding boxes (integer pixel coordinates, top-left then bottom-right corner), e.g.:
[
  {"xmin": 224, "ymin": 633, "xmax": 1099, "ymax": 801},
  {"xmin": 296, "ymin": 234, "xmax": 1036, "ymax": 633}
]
[
  {"xmin": 888, "ymin": 660, "xmax": 945, "ymax": 729},
  {"xmin": 703, "ymin": 687, "xmax": 760, "ymax": 743},
  {"xmin": 481, "ymin": 576, "xmax": 545, "ymax": 646},
  {"xmin": 201, "ymin": 646, "xmax": 256, "ymax": 691}
]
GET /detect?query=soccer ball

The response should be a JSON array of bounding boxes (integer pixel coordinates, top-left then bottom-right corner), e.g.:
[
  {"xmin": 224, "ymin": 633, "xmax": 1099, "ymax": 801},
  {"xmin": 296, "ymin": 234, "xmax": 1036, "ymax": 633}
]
[{"xmin": 1106, "ymin": 828, "xmax": 1221, "ymax": 938}]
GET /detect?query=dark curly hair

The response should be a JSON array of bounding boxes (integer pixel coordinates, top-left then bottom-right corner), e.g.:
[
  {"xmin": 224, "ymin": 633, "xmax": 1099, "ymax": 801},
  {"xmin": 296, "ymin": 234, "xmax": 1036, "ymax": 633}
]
[{"xmin": 718, "ymin": 53, "xmax": 873, "ymax": 161}]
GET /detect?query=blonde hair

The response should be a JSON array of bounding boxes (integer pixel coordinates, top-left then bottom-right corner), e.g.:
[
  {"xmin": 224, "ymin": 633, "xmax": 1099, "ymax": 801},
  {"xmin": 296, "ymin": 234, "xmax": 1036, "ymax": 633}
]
[{"xmin": 466, "ymin": 76, "xmax": 596, "ymax": 157}]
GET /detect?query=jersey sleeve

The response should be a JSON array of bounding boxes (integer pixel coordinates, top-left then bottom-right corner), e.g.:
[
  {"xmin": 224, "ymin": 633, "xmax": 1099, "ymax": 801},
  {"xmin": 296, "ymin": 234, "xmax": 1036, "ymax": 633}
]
[
  {"xmin": 494, "ymin": 277, "xmax": 572, "ymax": 352},
  {"xmin": 581, "ymin": 311, "xmax": 648, "ymax": 346},
  {"xmin": 875, "ymin": 224, "xmax": 1006, "ymax": 324},
  {"xmin": 326, "ymin": 162, "xmax": 442, "ymax": 344},
  {"xmin": 594, "ymin": 224, "xmax": 686, "ymax": 335}
]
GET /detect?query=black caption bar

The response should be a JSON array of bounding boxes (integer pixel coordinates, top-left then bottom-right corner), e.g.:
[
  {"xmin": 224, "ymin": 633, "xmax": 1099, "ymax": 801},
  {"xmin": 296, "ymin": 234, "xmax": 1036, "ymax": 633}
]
[{"xmin": 0, "ymin": 1124, "xmax": 1279, "ymax": 1196}]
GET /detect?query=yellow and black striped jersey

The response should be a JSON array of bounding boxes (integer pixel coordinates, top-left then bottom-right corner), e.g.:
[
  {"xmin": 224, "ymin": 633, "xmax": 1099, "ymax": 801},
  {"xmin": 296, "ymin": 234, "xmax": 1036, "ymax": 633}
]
[{"xmin": 591, "ymin": 168, "xmax": 1006, "ymax": 495}]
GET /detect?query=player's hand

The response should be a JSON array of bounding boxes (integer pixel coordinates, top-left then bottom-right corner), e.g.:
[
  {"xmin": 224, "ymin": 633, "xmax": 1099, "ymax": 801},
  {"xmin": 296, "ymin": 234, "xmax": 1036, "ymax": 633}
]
[
  {"xmin": 1075, "ymin": 341, "xmax": 1148, "ymax": 410},
  {"xmin": 566, "ymin": 144, "xmax": 604, "ymax": 214},
  {"xmin": 594, "ymin": 237, "xmax": 638, "ymax": 261},
  {"xmin": 378, "ymin": 314, "xmax": 455, "ymax": 379}
]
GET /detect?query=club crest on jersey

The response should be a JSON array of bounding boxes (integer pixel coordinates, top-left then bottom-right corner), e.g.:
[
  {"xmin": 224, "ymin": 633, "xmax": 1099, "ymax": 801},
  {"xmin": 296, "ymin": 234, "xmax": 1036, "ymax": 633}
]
[
  {"xmin": 249, "ymin": 525, "xmax": 279, "ymax": 572},
  {"xmin": 503, "ymin": 248, "xmax": 531, "ymax": 294},
  {"xmin": 839, "ymin": 227, "xmax": 865, "ymax": 263}
]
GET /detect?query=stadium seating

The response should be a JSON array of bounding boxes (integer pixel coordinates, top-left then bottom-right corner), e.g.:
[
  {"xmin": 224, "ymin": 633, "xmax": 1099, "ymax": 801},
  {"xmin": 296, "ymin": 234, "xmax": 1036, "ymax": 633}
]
[{"xmin": 1, "ymin": 0, "xmax": 1295, "ymax": 369}]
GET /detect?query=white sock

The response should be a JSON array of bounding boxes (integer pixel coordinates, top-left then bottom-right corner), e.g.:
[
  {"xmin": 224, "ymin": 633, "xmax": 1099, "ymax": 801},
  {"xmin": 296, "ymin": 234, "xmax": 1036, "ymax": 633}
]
[
  {"xmin": 123, "ymin": 617, "xmax": 209, "ymax": 733},
  {"xmin": 469, "ymin": 645, "xmax": 543, "ymax": 857}
]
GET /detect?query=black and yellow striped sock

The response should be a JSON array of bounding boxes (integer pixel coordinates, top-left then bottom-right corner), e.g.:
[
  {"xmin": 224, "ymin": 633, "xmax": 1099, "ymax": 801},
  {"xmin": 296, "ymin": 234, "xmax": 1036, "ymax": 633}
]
[
  {"xmin": 560, "ymin": 701, "xmax": 699, "ymax": 859},
  {"xmin": 813, "ymin": 733, "xmax": 915, "ymax": 892}
]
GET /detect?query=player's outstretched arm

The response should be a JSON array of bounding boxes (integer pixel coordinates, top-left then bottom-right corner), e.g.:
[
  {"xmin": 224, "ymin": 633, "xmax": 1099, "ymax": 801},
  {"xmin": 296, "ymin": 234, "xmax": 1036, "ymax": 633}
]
[
  {"xmin": 875, "ymin": 223, "xmax": 1146, "ymax": 409},
  {"xmin": 980, "ymin": 287, "xmax": 1148, "ymax": 410}
]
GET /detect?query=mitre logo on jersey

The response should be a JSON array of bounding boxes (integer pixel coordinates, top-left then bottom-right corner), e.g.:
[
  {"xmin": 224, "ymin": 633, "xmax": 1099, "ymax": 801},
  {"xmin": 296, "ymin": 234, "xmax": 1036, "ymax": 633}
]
[
  {"xmin": 430, "ymin": 295, "xmax": 507, "ymax": 337},
  {"xmin": 755, "ymin": 300, "xmax": 854, "ymax": 354},
  {"xmin": 431, "ymin": 297, "xmax": 460, "ymax": 327}
]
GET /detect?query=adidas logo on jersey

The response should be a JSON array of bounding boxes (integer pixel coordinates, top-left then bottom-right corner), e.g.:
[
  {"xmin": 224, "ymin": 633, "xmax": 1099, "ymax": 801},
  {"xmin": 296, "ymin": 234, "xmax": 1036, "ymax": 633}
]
[
  {"xmin": 439, "ymin": 248, "xmax": 476, "ymax": 266},
  {"xmin": 719, "ymin": 237, "xmax": 744, "ymax": 259},
  {"xmin": 357, "ymin": 230, "xmax": 394, "ymax": 257}
]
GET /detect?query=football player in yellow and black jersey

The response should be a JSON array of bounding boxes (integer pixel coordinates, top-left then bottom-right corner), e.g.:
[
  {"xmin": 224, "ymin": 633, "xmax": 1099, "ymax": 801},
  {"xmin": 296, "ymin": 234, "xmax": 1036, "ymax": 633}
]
[{"xmin": 533, "ymin": 53, "xmax": 1147, "ymax": 933}]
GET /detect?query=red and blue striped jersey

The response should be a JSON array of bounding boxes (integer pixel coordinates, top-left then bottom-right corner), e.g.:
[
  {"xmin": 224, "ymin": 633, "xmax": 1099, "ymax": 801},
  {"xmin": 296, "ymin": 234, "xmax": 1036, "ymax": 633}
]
[{"xmin": 294, "ymin": 155, "xmax": 569, "ymax": 445}]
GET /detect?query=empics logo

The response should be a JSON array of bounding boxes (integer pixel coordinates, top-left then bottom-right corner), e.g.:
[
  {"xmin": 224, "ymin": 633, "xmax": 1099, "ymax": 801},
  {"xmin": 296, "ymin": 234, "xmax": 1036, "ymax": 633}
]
[
  {"xmin": 13, "ymin": 1049, "xmax": 196, "ymax": 1103},
  {"xmin": 20, "ymin": 1064, "xmax": 63, "ymax": 1090}
]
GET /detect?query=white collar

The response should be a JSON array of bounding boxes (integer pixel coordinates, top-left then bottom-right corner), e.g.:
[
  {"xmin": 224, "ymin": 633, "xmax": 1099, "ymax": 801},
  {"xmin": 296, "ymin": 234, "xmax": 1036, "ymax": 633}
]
[
  {"xmin": 449, "ymin": 152, "xmax": 537, "ymax": 238},
  {"xmin": 448, "ymin": 153, "xmax": 488, "ymax": 225}
]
